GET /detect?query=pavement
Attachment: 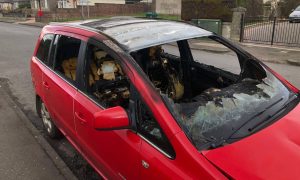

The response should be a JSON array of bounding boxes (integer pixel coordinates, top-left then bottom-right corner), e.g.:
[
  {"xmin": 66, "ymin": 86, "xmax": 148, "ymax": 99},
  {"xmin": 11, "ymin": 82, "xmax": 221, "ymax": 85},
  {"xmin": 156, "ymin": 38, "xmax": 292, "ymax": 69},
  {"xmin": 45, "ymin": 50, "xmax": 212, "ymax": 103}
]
[
  {"xmin": 0, "ymin": 17, "xmax": 46, "ymax": 27},
  {"xmin": 0, "ymin": 80, "xmax": 76, "ymax": 180}
]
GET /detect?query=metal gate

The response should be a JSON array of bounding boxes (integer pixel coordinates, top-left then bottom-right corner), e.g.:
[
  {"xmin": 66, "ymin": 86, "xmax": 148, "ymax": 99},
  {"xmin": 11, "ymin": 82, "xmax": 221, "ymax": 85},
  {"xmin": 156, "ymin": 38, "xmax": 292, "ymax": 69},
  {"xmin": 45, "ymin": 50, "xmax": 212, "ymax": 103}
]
[{"xmin": 240, "ymin": 16, "xmax": 300, "ymax": 47}]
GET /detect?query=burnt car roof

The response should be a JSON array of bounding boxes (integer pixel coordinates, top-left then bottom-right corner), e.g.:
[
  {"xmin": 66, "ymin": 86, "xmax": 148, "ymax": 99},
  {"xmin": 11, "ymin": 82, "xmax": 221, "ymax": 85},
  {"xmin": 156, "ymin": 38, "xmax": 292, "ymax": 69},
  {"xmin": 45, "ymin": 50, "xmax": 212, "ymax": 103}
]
[{"xmin": 64, "ymin": 17, "xmax": 213, "ymax": 52}]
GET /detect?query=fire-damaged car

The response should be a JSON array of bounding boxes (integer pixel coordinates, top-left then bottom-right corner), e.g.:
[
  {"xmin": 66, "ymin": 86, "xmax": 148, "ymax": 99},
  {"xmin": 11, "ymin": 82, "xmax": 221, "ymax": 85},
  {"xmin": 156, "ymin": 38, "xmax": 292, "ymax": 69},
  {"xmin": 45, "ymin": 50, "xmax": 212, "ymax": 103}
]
[{"xmin": 31, "ymin": 17, "xmax": 300, "ymax": 179}]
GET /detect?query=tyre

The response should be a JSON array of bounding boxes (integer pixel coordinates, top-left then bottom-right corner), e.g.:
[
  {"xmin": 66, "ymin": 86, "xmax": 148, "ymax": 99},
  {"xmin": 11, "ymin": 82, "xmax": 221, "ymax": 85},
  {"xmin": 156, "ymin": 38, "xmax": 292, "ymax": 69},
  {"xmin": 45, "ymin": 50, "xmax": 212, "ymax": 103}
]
[{"xmin": 38, "ymin": 98, "xmax": 62, "ymax": 139}]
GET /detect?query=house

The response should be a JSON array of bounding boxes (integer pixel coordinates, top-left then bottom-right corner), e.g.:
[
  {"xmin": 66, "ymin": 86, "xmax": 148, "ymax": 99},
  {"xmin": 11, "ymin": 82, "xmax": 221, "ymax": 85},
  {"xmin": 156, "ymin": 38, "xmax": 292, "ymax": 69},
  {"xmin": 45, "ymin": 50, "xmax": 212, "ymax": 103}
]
[
  {"xmin": 30, "ymin": 0, "xmax": 53, "ymax": 11},
  {"xmin": 59, "ymin": 0, "xmax": 126, "ymax": 9},
  {"xmin": 0, "ymin": 0, "xmax": 30, "ymax": 10},
  {"xmin": 0, "ymin": 0, "xmax": 13, "ymax": 10}
]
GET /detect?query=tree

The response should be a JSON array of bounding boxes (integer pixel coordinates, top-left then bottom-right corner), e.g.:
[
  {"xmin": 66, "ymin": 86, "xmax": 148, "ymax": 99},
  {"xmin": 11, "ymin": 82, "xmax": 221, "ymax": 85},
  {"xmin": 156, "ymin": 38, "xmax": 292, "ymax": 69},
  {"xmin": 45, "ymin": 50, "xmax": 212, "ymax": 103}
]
[
  {"xmin": 279, "ymin": 0, "xmax": 300, "ymax": 17},
  {"xmin": 181, "ymin": 0, "xmax": 233, "ymax": 21}
]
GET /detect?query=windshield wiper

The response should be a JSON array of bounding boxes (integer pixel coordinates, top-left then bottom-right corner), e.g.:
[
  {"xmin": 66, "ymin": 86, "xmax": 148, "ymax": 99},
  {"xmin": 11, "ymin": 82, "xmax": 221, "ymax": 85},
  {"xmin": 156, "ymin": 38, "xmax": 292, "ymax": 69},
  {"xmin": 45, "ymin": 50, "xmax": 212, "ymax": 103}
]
[
  {"xmin": 247, "ymin": 94, "xmax": 299, "ymax": 133},
  {"xmin": 228, "ymin": 94, "xmax": 299, "ymax": 141},
  {"xmin": 202, "ymin": 97, "xmax": 285, "ymax": 150}
]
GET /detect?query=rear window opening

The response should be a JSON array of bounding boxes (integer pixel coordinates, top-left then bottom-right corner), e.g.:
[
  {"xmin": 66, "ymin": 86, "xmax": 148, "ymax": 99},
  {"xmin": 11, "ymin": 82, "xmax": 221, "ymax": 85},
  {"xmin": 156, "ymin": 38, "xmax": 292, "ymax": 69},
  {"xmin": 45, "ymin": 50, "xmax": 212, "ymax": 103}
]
[{"xmin": 130, "ymin": 35, "xmax": 295, "ymax": 150}]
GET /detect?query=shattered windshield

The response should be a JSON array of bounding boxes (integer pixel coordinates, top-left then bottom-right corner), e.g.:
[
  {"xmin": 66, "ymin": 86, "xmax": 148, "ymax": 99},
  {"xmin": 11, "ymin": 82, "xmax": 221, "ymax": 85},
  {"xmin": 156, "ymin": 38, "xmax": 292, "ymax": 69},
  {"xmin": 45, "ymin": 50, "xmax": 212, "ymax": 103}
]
[
  {"xmin": 166, "ymin": 70, "xmax": 291, "ymax": 150},
  {"xmin": 130, "ymin": 35, "xmax": 294, "ymax": 151}
]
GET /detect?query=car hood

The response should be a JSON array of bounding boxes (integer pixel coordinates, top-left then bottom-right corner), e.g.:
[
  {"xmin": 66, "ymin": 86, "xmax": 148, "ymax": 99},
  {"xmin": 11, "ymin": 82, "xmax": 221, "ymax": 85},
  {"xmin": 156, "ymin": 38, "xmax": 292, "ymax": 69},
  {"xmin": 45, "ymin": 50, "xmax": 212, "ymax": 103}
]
[{"xmin": 202, "ymin": 102, "xmax": 300, "ymax": 179}]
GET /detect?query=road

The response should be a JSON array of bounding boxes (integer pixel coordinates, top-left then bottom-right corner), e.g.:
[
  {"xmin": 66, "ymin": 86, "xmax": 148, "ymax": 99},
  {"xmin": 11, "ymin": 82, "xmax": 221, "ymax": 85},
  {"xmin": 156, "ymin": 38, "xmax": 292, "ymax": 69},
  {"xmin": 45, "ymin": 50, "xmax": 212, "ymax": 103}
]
[
  {"xmin": 0, "ymin": 22, "xmax": 299, "ymax": 179},
  {"xmin": 244, "ymin": 21, "xmax": 300, "ymax": 46}
]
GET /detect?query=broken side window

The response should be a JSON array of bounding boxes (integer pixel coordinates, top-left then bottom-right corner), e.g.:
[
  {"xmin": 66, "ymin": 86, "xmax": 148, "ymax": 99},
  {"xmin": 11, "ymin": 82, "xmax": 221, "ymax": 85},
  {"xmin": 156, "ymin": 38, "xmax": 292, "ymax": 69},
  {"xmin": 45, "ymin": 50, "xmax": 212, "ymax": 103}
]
[{"xmin": 188, "ymin": 37, "xmax": 242, "ymax": 75}]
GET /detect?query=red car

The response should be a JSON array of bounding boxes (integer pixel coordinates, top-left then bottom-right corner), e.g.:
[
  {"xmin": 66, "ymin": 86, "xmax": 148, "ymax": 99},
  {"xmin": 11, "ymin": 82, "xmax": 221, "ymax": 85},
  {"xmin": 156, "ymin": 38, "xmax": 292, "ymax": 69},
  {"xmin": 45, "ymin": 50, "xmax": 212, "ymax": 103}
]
[{"xmin": 31, "ymin": 17, "xmax": 300, "ymax": 179}]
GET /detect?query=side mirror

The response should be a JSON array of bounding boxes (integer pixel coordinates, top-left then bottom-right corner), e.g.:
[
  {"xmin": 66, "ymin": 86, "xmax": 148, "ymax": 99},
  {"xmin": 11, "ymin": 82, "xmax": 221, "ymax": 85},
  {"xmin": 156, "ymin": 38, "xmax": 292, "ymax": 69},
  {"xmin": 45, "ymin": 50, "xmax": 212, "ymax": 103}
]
[{"xmin": 94, "ymin": 106, "xmax": 130, "ymax": 131}]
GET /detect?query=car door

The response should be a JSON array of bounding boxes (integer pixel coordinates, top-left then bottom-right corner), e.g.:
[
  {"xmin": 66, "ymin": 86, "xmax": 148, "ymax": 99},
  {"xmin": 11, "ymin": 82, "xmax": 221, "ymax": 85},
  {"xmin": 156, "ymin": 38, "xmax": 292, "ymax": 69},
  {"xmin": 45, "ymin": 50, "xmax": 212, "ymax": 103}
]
[
  {"xmin": 43, "ymin": 32, "xmax": 86, "ymax": 140},
  {"xmin": 73, "ymin": 39, "xmax": 142, "ymax": 179},
  {"xmin": 134, "ymin": 97, "xmax": 185, "ymax": 179}
]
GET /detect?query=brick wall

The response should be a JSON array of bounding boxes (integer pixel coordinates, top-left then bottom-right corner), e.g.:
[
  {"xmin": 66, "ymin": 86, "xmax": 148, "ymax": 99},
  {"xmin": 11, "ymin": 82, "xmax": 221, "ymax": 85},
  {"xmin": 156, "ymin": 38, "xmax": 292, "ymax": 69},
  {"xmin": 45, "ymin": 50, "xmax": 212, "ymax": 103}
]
[
  {"xmin": 155, "ymin": 0, "xmax": 181, "ymax": 15},
  {"xmin": 37, "ymin": 3, "xmax": 152, "ymax": 22}
]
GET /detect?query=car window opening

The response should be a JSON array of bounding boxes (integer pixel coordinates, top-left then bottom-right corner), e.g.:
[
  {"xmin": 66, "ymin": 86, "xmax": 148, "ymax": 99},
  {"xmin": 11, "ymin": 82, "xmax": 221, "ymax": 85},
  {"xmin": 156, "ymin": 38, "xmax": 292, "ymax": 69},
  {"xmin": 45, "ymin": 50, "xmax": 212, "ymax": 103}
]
[
  {"xmin": 130, "ymin": 36, "xmax": 293, "ymax": 150},
  {"xmin": 54, "ymin": 35, "xmax": 81, "ymax": 82},
  {"xmin": 86, "ymin": 44, "xmax": 130, "ymax": 109}
]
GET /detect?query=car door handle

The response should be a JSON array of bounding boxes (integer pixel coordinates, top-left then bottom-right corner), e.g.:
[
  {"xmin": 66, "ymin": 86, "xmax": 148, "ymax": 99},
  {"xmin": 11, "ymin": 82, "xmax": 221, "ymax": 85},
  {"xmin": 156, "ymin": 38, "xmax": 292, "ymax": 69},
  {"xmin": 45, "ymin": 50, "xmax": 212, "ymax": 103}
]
[
  {"xmin": 42, "ymin": 81, "xmax": 50, "ymax": 90},
  {"xmin": 75, "ymin": 112, "xmax": 87, "ymax": 125},
  {"xmin": 142, "ymin": 160, "xmax": 149, "ymax": 169}
]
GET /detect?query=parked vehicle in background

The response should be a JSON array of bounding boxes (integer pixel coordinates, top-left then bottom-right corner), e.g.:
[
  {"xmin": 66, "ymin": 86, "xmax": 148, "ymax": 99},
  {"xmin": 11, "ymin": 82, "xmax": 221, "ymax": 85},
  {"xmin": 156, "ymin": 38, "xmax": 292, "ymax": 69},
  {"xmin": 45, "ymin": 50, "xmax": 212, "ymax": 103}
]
[
  {"xmin": 31, "ymin": 17, "xmax": 300, "ymax": 179},
  {"xmin": 289, "ymin": 5, "xmax": 300, "ymax": 23}
]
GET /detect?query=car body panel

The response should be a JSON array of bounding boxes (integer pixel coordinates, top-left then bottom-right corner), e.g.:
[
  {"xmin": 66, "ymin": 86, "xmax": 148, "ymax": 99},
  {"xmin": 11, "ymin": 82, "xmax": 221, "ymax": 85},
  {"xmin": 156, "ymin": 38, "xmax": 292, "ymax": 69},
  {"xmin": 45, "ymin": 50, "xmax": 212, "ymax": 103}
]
[
  {"xmin": 74, "ymin": 91, "xmax": 142, "ymax": 179},
  {"xmin": 203, "ymin": 103, "xmax": 300, "ymax": 179},
  {"xmin": 31, "ymin": 57, "xmax": 46, "ymax": 100},
  {"xmin": 81, "ymin": 18, "xmax": 212, "ymax": 52}
]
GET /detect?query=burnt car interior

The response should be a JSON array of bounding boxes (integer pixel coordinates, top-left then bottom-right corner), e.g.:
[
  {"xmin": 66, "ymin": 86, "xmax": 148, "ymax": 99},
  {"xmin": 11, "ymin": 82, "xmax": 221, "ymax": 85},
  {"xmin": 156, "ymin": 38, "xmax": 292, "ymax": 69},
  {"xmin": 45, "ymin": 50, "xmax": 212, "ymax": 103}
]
[
  {"xmin": 85, "ymin": 44, "xmax": 130, "ymax": 108},
  {"xmin": 84, "ymin": 44, "xmax": 175, "ymax": 156},
  {"xmin": 130, "ymin": 36, "xmax": 267, "ymax": 105}
]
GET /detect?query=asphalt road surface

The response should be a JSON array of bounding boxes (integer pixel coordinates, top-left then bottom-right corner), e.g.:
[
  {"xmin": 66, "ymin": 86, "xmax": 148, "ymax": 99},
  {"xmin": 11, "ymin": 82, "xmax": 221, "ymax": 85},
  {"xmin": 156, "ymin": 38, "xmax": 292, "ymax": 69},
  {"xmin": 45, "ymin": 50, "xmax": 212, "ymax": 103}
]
[
  {"xmin": 244, "ymin": 21, "xmax": 300, "ymax": 46},
  {"xmin": 0, "ymin": 22, "xmax": 299, "ymax": 179}
]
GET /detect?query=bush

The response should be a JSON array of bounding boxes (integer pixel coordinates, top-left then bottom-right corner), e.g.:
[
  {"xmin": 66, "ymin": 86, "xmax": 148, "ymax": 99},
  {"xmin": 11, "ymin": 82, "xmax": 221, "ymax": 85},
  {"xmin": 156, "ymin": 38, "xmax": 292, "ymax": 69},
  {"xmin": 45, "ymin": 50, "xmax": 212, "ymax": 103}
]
[
  {"xmin": 244, "ymin": 0, "xmax": 263, "ymax": 17},
  {"xmin": 279, "ymin": 0, "xmax": 300, "ymax": 18},
  {"xmin": 18, "ymin": 3, "xmax": 31, "ymax": 9}
]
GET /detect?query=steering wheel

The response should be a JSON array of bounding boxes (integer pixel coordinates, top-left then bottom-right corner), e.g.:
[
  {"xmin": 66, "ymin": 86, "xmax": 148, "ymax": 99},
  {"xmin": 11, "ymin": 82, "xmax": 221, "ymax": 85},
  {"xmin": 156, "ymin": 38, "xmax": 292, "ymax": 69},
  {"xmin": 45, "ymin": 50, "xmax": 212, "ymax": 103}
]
[{"xmin": 95, "ymin": 77, "xmax": 129, "ymax": 91}]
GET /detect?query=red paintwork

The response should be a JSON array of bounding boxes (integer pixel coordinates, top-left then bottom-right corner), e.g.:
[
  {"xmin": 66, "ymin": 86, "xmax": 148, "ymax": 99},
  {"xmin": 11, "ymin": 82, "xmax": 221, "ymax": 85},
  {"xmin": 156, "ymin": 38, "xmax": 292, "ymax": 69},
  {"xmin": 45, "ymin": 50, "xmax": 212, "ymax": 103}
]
[
  {"xmin": 93, "ymin": 106, "xmax": 129, "ymax": 130},
  {"xmin": 30, "ymin": 24, "xmax": 300, "ymax": 179},
  {"xmin": 203, "ymin": 103, "xmax": 300, "ymax": 179}
]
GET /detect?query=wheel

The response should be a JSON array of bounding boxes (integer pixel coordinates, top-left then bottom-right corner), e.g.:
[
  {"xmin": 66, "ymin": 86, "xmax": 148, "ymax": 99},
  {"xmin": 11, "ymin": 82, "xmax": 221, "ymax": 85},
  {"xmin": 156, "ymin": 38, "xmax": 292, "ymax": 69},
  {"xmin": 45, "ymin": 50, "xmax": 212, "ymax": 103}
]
[
  {"xmin": 39, "ymin": 100, "xmax": 62, "ymax": 139},
  {"xmin": 289, "ymin": 20, "xmax": 294, "ymax": 23}
]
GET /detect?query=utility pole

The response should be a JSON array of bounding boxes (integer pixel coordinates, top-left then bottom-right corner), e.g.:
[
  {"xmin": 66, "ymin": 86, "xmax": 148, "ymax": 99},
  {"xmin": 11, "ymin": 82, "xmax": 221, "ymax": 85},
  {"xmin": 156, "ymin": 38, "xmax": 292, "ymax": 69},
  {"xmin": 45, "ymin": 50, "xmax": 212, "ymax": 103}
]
[{"xmin": 87, "ymin": 0, "xmax": 89, "ymax": 18}]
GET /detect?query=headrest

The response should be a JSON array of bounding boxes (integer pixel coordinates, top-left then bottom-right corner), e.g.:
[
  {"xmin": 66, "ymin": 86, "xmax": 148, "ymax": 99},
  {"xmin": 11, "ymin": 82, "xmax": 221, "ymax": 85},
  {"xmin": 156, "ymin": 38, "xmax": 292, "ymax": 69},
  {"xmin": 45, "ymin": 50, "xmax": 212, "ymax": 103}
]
[
  {"xmin": 62, "ymin": 58, "xmax": 77, "ymax": 70},
  {"xmin": 94, "ymin": 51, "xmax": 107, "ymax": 60}
]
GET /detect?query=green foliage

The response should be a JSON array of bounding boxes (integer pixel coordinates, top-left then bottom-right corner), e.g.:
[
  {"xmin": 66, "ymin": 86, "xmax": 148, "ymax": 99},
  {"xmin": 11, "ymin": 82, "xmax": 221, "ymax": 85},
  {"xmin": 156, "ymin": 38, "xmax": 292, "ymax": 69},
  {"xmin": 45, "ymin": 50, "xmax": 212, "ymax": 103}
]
[
  {"xmin": 236, "ymin": 0, "xmax": 246, "ymax": 7},
  {"xmin": 18, "ymin": 3, "xmax": 31, "ymax": 9}
]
